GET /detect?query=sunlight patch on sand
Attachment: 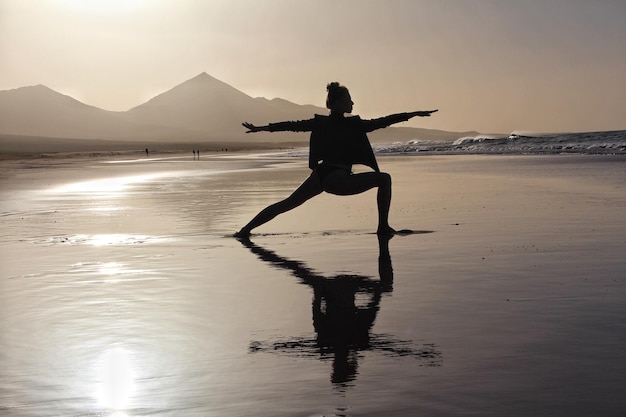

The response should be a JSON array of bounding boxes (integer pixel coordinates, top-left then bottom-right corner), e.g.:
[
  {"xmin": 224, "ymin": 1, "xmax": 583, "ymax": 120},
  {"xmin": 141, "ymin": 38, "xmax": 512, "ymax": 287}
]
[
  {"xmin": 86, "ymin": 206, "xmax": 125, "ymax": 212},
  {"xmin": 69, "ymin": 261, "xmax": 154, "ymax": 284},
  {"xmin": 94, "ymin": 347, "xmax": 136, "ymax": 414},
  {"xmin": 85, "ymin": 234, "xmax": 147, "ymax": 246},
  {"xmin": 43, "ymin": 234, "xmax": 175, "ymax": 247},
  {"xmin": 50, "ymin": 173, "xmax": 166, "ymax": 198}
]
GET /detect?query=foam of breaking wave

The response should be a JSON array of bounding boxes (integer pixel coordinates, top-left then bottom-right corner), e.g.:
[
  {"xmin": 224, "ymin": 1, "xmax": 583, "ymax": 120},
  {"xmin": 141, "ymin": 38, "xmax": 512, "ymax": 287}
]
[{"xmin": 376, "ymin": 130, "xmax": 626, "ymax": 155}]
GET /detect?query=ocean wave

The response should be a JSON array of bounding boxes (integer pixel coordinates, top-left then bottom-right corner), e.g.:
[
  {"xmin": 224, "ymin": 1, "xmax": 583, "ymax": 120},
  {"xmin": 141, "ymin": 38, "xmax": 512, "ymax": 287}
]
[{"xmin": 375, "ymin": 130, "xmax": 626, "ymax": 155}]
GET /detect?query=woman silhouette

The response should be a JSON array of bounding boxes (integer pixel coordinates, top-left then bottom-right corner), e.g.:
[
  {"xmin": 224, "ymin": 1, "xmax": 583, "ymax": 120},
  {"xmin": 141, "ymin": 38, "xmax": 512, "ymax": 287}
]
[{"xmin": 235, "ymin": 82, "xmax": 437, "ymax": 237}]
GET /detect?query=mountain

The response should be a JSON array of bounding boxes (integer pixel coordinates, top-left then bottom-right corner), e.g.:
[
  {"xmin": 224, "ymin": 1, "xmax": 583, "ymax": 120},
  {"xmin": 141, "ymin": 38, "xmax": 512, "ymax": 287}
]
[
  {"xmin": 0, "ymin": 73, "xmax": 480, "ymax": 149},
  {"xmin": 0, "ymin": 84, "xmax": 188, "ymax": 141},
  {"xmin": 122, "ymin": 72, "xmax": 326, "ymax": 141}
]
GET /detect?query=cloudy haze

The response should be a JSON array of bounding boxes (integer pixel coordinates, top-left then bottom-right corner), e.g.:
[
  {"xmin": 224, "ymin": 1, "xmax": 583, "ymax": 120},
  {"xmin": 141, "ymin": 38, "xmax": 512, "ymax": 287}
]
[{"xmin": 1, "ymin": 0, "xmax": 625, "ymax": 134}]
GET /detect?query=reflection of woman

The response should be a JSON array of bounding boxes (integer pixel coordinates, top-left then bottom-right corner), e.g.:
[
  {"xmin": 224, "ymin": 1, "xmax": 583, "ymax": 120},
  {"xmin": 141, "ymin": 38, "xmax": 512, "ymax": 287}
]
[
  {"xmin": 241, "ymin": 234, "xmax": 394, "ymax": 385},
  {"xmin": 235, "ymin": 82, "xmax": 437, "ymax": 237},
  {"xmin": 241, "ymin": 235, "xmax": 442, "ymax": 385}
]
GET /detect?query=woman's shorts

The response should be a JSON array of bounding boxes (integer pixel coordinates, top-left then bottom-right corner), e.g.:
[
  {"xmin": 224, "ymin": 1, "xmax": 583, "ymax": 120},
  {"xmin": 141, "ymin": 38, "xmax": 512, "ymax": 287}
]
[{"xmin": 314, "ymin": 163, "xmax": 351, "ymax": 182}]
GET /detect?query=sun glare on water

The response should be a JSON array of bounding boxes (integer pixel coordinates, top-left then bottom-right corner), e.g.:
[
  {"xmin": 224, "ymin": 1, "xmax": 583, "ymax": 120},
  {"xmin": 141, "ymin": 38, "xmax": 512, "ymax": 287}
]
[
  {"xmin": 94, "ymin": 348, "xmax": 136, "ymax": 413},
  {"xmin": 50, "ymin": 173, "xmax": 171, "ymax": 198}
]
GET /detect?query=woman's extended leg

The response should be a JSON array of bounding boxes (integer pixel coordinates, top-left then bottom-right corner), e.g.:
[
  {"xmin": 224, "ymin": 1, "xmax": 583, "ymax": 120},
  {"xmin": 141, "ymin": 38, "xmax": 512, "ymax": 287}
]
[
  {"xmin": 235, "ymin": 173, "xmax": 323, "ymax": 237},
  {"xmin": 322, "ymin": 170, "xmax": 395, "ymax": 235}
]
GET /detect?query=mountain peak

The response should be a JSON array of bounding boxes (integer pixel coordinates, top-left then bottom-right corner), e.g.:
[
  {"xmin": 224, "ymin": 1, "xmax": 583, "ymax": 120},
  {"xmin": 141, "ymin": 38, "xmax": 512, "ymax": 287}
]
[
  {"xmin": 187, "ymin": 72, "xmax": 211, "ymax": 82},
  {"xmin": 130, "ymin": 72, "xmax": 254, "ymax": 113},
  {"xmin": 3, "ymin": 84, "xmax": 82, "ymax": 104},
  {"xmin": 183, "ymin": 72, "xmax": 224, "ymax": 86},
  {"xmin": 8, "ymin": 84, "xmax": 53, "ymax": 93}
]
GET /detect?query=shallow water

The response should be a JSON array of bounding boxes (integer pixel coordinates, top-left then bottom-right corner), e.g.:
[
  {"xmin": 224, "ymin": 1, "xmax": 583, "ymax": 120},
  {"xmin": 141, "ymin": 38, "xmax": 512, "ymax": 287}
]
[{"xmin": 1, "ymin": 154, "xmax": 625, "ymax": 416}]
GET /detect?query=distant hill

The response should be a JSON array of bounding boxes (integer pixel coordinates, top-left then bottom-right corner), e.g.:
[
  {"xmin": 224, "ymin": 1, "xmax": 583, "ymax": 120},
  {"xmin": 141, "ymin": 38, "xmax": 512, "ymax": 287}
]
[
  {"xmin": 0, "ymin": 73, "xmax": 480, "ymax": 150},
  {"xmin": 0, "ymin": 84, "xmax": 190, "ymax": 141}
]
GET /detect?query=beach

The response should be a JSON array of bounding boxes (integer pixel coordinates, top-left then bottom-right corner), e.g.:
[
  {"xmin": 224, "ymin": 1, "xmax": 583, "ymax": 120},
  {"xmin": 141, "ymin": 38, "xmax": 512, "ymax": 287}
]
[{"xmin": 1, "ymin": 152, "xmax": 625, "ymax": 416}]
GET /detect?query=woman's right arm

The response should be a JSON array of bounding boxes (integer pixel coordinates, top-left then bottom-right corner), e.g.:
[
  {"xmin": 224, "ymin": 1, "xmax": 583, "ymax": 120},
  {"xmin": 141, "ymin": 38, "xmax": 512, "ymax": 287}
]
[{"xmin": 242, "ymin": 118, "xmax": 317, "ymax": 133}]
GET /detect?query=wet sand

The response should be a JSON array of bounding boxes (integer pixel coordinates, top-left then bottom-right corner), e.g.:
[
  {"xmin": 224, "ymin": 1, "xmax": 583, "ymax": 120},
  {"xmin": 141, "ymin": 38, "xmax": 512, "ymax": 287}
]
[{"xmin": 1, "ymin": 152, "xmax": 625, "ymax": 416}]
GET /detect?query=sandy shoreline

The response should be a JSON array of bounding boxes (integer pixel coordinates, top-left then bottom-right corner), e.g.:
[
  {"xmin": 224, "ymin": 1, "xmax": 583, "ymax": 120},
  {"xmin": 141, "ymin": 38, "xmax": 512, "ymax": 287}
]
[
  {"xmin": 1, "ymin": 153, "xmax": 625, "ymax": 416},
  {"xmin": 0, "ymin": 133, "xmax": 308, "ymax": 160}
]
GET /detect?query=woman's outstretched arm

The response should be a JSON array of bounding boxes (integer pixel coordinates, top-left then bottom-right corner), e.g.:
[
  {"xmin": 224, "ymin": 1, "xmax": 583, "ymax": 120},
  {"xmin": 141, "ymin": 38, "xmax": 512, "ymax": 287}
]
[
  {"xmin": 362, "ymin": 109, "xmax": 438, "ymax": 133},
  {"xmin": 242, "ymin": 118, "xmax": 317, "ymax": 133}
]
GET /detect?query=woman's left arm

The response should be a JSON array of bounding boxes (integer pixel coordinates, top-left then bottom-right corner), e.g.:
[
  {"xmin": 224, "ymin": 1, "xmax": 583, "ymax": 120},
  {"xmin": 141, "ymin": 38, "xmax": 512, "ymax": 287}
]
[{"xmin": 362, "ymin": 110, "xmax": 438, "ymax": 132}]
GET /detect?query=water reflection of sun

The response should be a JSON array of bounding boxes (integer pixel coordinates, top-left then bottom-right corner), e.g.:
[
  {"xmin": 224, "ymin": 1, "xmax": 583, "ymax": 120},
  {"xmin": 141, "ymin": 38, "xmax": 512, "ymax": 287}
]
[
  {"xmin": 49, "ymin": 172, "xmax": 183, "ymax": 199},
  {"xmin": 53, "ymin": 176, "xmax": 147, "ymax": 198},
  {"xmin": 95, "ymin": 348, "xmax": 136, "ymax": 414}
]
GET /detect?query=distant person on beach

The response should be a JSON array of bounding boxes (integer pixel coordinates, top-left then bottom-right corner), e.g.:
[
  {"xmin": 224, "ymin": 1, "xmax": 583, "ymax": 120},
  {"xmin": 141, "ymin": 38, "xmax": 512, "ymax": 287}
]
[
  {"xmin": 145, "ymin": 148, "xmax": 149, "ymax": 157},
  {"xmin": 234, "ymin": 82, "xmax": 437, "ymax": 237}
]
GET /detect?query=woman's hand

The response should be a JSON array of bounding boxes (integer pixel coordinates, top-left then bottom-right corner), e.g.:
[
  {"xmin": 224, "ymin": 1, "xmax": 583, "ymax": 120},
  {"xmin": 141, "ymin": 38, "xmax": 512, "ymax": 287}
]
[
  {"xmin": 242, "ymin": 122, "xmax": 263, "ymax": 133},
  {"xmin": 409, "ymin": 109, "xmax": 438, "ymax": 118}
]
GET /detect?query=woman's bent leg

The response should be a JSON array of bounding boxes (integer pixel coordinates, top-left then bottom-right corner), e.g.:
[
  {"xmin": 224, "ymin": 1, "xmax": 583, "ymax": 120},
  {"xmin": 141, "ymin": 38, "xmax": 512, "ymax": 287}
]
[
  {"xmin": 323, "ymin": 171, "xmax": 395, "ymax": 235},
  {"xmin": 235, "ymin": 173, "xmax": 323, "ymax": 236}
]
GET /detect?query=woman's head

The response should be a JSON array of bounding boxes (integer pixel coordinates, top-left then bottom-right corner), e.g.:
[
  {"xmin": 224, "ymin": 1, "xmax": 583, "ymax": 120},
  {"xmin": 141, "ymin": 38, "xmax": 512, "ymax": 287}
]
[{"xmin": 326, "ymin": 82, "xmax": 353, "ymax": 114}]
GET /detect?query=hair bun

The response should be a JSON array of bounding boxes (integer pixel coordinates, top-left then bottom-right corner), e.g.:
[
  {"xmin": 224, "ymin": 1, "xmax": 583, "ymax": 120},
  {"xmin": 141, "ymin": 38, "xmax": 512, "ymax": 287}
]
[{"xmin": 327, "ymin": 81, "xmax": 341, "ymax": 92}]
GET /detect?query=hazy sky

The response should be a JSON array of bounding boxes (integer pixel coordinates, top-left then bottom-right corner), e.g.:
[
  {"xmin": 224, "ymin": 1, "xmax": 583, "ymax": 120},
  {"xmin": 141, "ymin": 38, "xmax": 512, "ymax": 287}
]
[{"xmin": 1, "ymin": 0, "xmax": 625, "ymax": 134}]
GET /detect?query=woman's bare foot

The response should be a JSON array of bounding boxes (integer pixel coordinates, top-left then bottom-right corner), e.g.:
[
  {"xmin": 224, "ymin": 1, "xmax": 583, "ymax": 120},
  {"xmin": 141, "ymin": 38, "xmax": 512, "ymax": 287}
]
[
  {"xmin": 233, "ymin": 229, "xmax": 251, "ymax": 239},
  {"xmin": 376, "ymin": 226, "xmax": 396, "ymax": 236}
]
